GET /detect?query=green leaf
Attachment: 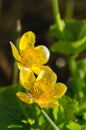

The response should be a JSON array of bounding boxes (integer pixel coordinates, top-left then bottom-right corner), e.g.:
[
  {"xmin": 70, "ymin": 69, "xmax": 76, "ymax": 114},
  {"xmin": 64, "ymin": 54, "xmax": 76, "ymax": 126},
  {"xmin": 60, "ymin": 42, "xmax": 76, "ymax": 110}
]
[
  {"xmin": 81, "ymin": 125, "xmax": 86, "ymax": 130},
  {"xmin": 75, "ymin": 101, "xmax": 86, "ymax": 117},
  {"xmin": 0, "ymin": 86, "xmax": 51, "ymax": 130},
  {"xmin": 50, "ymin": 19, "xmax": 86, "ymax": 57},
  {"xmin": 70, "ymin": 59, "xmax": 86, "ymax": 94},
  {"xmin": 49, "ymin": 20, "xmax": 86, "ymax": 41},
  {"xmin": 67, "ymin": 121, "xmax": 81, "ymax": 130},
  {"xmin": 50, "ymin": 36, "xmax": 86, "ymax": 56},
  {"xmin": 77, "ymin": 59, "xmax": 86, "ymax": 79},
  {"xmin": 59, "ymin": 95, "xmax": 79, "ymax": 121},
  {"xmin": 64, "ymin": 20, "xmax": 86, "ymax": 40},
  {"xmin": 0, "ymin": 86, "xmax": 30, "ymax": 130},
  {"xmin": 49, "ymin": 21, "xmax": 73, "ymax": 41}
]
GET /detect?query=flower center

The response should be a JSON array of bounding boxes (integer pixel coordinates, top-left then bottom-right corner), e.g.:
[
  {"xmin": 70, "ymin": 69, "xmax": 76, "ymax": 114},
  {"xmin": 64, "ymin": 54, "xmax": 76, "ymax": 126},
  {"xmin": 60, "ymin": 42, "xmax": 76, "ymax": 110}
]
[
  {"xmin": 31, "ymin": 79, "xmax": 53, "ymax": 100},
  {"xmin": 20, "ymin": 48, "xmax": 40, "ymax": 68}
]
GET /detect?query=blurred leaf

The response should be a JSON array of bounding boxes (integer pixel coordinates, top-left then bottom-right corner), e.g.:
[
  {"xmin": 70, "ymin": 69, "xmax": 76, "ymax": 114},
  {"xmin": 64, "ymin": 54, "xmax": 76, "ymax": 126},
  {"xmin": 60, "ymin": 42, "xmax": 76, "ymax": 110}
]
[
  {"xmin": 81, "ymin": 125, "xmax": 86, "ymax": 130},
  {"xmin": 75, "ymin": 101, "xmax": 86, "ymax": 117},
  {"xmin": 77, "ymin": 59, "xmax": 86, "ymax": 79},
  {"xmin": 0, "ymin": 86, "xmax": 51, "ymax": 130},
  {"xmin": 77, "ymin": 59, "xmax": 86, "ymax": 92},
  {"xmin": 50, "ymin": 36, "xmax": 86, "ymax": 56},
  {"xmin": 49, "ymin": 21, "xmax": 73, "ymax": 40},
  {"xmin": 50, "ymin": 20, "xmax": 86, "ymax": 57},
  {"xmin": 64, "ymin": 20, "xmax": 86, "ymax": 40},
  {"xmin": 0, "ymin": 86, "xmax": 9, "ymax": 92},
  {"xmin": 0, "ymin": 86, "xmax": 31, "ymax": 130},
  {"xmin": 70, "ymin": 59, "xmax": 86, "ymax": 94},
  {"xmin": 49, "ymin": 20, "xmax": 86, "ymax": 41},
  {"xmin": 59, "ymin": 95, "xmax": 79, "ymax": 121},
  {"xmin": 67, "ymin": 121, "xmax": 81, "ymax": 130}
]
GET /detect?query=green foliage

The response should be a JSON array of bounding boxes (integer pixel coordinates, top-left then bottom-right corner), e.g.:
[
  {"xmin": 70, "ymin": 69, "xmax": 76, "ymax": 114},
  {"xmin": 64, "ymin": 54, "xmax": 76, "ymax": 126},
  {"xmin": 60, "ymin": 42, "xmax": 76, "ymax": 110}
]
[
  {"xmin": 0, "ymin": 86, "xmax": 47, "ymax": 130},
  {"xmin": 0, "ymin": 84, "xmax": 86, "ymax": 130},
  {"xmin": 50, "ymin": 20, "xmax": 86, "ymax": 57},
  {"xmin": 67, "ymin": 121, "xmax": 81, "ymax": 130},
  {"xmin": 0, "ymin": 86, "xmax": 26, "ymax": 130},
  {"xmin": 49, "ymin": 0, "xmax": 86, "ymax": 129},
  {"xmin": 51, "ymin": 95, "xmax": 86, "ymax": 130}
]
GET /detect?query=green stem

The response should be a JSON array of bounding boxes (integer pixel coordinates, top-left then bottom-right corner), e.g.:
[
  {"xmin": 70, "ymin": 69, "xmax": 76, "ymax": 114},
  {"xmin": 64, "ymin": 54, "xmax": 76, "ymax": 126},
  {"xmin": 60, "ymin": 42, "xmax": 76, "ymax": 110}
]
[
  {"xmin": 26, "ymin": 90, "xmax": 60, "ymax": 130},
  {"xmin": 68, "ymin": 58, "xmax": 84, "ymax": 99},
  {"xmin": 12, "ymin": 61, "xmax": 19, "ymax": 85},
  {"xmin": 12, "ymin": 20, "xmax": 22, "ymax": 85},
  {"xmin": 65, "ymin": 0, "xmax": 74, "ymax": 19},
  {"xmin": 41, "ymin": 109, "xmax": 60, "ymax": 130},
  {"xmin": 51, "ymin": 0, "xmax": 63, "ymax": 32}
]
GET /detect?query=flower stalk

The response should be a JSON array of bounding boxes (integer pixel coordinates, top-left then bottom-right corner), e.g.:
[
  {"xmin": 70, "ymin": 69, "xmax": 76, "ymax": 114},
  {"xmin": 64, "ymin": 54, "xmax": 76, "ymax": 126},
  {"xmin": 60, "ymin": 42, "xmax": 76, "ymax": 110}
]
[
  {"xmin": 65, "ymin": 0, "xmax": 74, "ymax": 19},
  {"xmin": 51, "ymin": 0, "xmax": 63, "ymax": 32},
  {"xmin": 12, "ymin": 19, "xmax": 22, "ymax": 85}
]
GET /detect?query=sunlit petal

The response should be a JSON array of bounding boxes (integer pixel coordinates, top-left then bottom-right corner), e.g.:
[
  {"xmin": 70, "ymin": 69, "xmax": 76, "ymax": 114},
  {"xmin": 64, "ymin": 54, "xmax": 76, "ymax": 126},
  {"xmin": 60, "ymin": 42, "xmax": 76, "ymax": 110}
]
[
  {"xmin": 17, "ymin": 62, "xmax": 24, "ymax": 69},
  {"xmin": 36, "ymin": 99, "xmax": 59, "ymax": 108},
  {"xmin": 35, "ymin": 45, "xmax": 50, "ymax": 64},
  {"xmin": 10, "ymin": 42, "xmax": 21, "ymax": 61},
  {"xmin": 20, "ymin": 68, "xmax": 36, "ymax": 90},
  {"xmin": 53, "ymin": 82, "xmax": 67, "ymax": 98},
  {"xmin": 19, "ymin": 31, "xmax": 36, "ymax": 50},
  {"xmin": 31, "ymin": 66, "xmax": 43, "ymax": 75},
  {"xmin": 36, "ymin": 66, "xmax": 57, "ymax": 85},
  {"xmin": 16, "ymin": 92, "xmax": 33, "ymax": 104}
]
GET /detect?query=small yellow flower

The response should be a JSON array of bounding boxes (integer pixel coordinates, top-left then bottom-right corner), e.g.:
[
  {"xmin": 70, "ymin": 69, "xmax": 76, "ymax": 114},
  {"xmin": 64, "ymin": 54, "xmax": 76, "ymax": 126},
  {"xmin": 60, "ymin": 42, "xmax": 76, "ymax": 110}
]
[
  {"xmin": 16, "ymin": 66, "xmax": 67, "ymax": 108},
  {"xmin": 10, "ymin": 31, "xmax": 50, "ymax": 70}
]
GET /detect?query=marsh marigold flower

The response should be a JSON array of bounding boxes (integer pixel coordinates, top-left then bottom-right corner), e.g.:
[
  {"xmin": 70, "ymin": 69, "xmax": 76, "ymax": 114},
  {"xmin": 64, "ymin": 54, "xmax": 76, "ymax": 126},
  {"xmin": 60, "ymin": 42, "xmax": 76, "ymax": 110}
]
[
  {"xmin": 16, "ymin": 66, "xmax": 67, "ymax": 108},
  {"xmin": 10, "ymin": 31, "xmax": 50, "ymax": 70}
]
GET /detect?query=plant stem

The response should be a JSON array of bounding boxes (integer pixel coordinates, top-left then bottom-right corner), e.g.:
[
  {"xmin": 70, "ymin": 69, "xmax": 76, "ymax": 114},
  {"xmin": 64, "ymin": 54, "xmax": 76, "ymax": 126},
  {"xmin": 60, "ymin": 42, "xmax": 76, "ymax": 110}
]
[
  {"xmin": 51, "ymin": 0, "xmax": 63, "ymax": 32},
  {"xmin": 12, "ymin": 61, "xmax": 19, "ymax": 85},
  {"xmin": 68, "ymin": 58, "xmax": 84, "ymax": 99},
  {"xmin": 26, "ymin": 89, "xmax": 60, "ymax": 130},
  {"xmin": 41, "ymin": 109, "xmax": 60, "ymax": 130},
  {"xmin": 12, "ymin": 20, "xmax": 22, "ymax": 85},
  {"xmin": 65, "ymin": 0, "xmax": 74, "ymax": 19}
]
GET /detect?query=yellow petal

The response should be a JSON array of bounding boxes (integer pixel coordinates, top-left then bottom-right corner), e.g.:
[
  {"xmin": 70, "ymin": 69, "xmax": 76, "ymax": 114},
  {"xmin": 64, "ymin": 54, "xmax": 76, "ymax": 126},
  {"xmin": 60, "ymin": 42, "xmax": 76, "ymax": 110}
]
[
  {"xmin": 20, "ymin": 68, "xmax": 36, "ymax": 90},
  {"xmin": 10, "ymin": 42, "xmax": 21, "ymax": 61},
  {"xmin": 17, "ymin": 62, "xmax": 24, "ymax": 69},
  {"xmin": 53, "ymin": 82, "xmax": 67, "ymax": 98},
  {"xmin": 16, "ymin": 92, "xmax": 33, "ymax": 104},
  {"xmin": 31, "ymin": 66, "xmax": 43, "ymax": 75},
  {"xmin": 36, "ymin": 66, "xmax": 57, "ymax": 85},
  {"xmin": 35, "ymin": 45, "xmax": 50, "ymax": 64},
  {"xmin": 19, "ymin": 31, "xmax": 36, "ymax": 50},
  {"xmin": 36, "ymin": 99, "xmax": 59, "ymax": 108}
]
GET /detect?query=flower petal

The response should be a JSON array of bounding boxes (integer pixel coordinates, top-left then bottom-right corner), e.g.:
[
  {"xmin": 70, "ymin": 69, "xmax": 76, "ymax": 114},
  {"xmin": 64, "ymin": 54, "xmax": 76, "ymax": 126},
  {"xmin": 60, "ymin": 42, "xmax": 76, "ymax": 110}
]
[
  {"xmin": 31, "ymin": 66, "xmax": 43, "ymax": 75},
  {"xmin": 20, "ymin": 68, "xmax": 36, "ymax": 90},
  {"xmin": 35, "ymin": 45, "xmax": 50, "ymax": 64},
  {"xmin": 16, "ymin": 92, "xmax": 33, "ymax": 104},
  {"xmin": 19, "ymin": 31, "xmax": 36, "ymax": 50},
  {"xmin": 36, "ymin": 66, "xmax": 57, "ymax": 85},
  {"xmin": 53, "ymin": 82, "xmax": 67, "ymax": 98},
  {"xmin": 10, "ymin": 42, "xmax": 21, "ymax": 61},
  {"xmin": 36, "ymin": 98, "xmax": 59, "ymax": 108}
]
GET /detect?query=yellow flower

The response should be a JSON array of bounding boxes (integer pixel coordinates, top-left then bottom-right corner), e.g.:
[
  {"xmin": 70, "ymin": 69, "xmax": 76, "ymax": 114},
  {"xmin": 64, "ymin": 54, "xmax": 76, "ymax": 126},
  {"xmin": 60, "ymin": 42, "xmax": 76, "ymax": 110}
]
[
  {"xmin": 16, "ymin": 66, "xmax": 67, "ymax": 108},
  {"xmin": 10, "ymin": 31, "xmax": 50, "ymax": 69}
]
